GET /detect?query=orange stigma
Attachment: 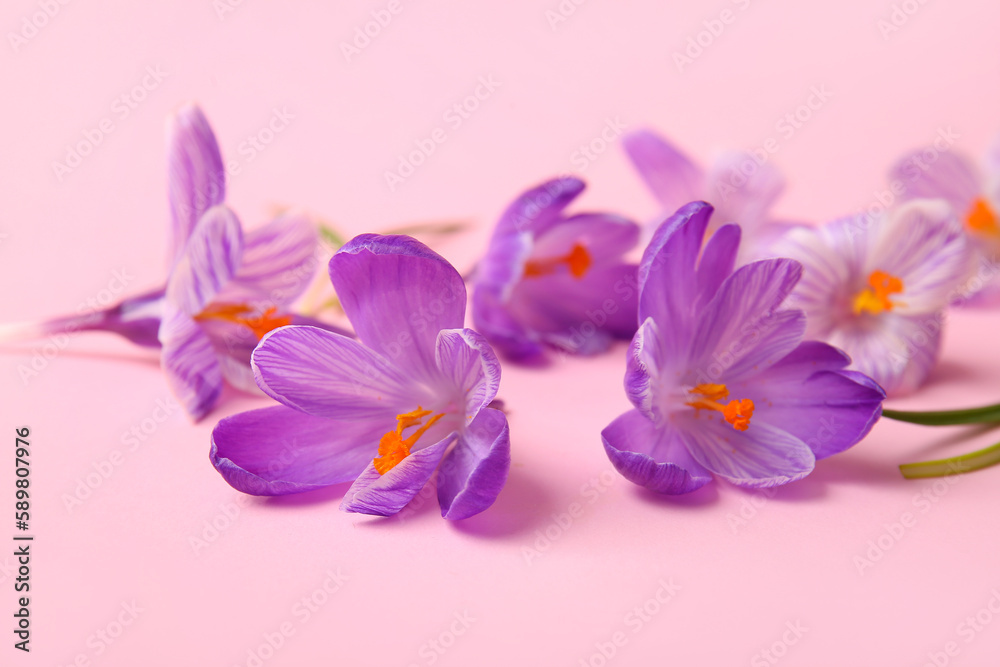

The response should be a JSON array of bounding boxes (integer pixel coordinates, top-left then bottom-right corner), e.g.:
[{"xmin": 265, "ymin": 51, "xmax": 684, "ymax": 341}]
[
  {"xmin": 686, "ymin": 383, "xmax": 755, "ymax": 432},
  {"xmin": 966, "ymin": 197, "xmax": 1000, "ymax": 237},
  {"xmin": 194, "ymin": 303, "xmax": 292, "ymax": 340},
  {"xmin": 523, "ymin": 243, "xmax": 592, "ymax": 279},
  {"xmin": 373, "ymin": 407, "xmax": 445, "ymax": 475},
  {"xmin": 852, "ymin": 270, "xmax": 904, "ymax": 315}
]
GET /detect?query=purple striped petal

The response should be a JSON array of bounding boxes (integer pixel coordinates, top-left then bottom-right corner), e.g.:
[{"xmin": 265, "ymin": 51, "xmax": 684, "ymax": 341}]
[
  {"xmin": 437, "ymin": 408, "xmax": 511, "ymax": 519},
  {"xmin": 695, "ymin": 223, "xmax": 741, "ymax": 307},
  {"xmin": 167, "ymin": 104, "xmax": 226, "ymax": 264},
  {"xmin": 251, "ymin": 325, "xmax": 419, "ymax": 420},
  {"xmin": 434, "ymin": 329, "xmax": 501, "ymax": 418},
  {"xmin": 215, "ymin": 211, "xmax": 319, "ymax": 307},
  {"xmin": 166, "ymin": 205, "xmax": 244, "ymax": 316},
  {"xmin": 688, "ymin": 259, "xmax": 805, "ymax": 382},
  {"xmin": 340, "ymin": 434, "xmax": 456, "ymax": 517},
  {"xmin": 622, "ymin": 129, "xmax": 704, "ymax": 212},
  {"xmin": 210, "ymin": 405, "xmax": 383, "ymax": 495},
  {"xmin": 625, "ymin": 317, "xmax": 666, "ymax": 418},
  {"xmin": 871, "ymin": 199, "xmax": 970, "ymax": 314},
  {"xmin": 493, "ymin": 176, "xmax": 586, "ymax": 239},
  {"xmin": 329, "ymin": 234, "xmax": 466, "ymax": 383},
  {"xmin": 159, "ymin": 304, "xmax": 223, "ymax": 421},
  {"xmin": 676, "ymin": 413, "xmax": 816, "ymax": 488},
  {"xmin": 830, "ymin": 312, "xmax": 941, "ymax": 397},
  {"xmin": 602, "ymin": 409, "xmax": 712, "ymax": 494},
  {"xmin": 889, "ymin": 150, "xmax": 981, "ymax": 212},
  {"xmin": 732, "ymin": 342, "xmax": 885, "ymax": 459}
]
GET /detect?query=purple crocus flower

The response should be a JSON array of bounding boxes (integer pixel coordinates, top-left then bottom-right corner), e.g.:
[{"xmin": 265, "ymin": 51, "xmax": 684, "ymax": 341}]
[
  {"xmin": 772, "ymin": 200, "xmax": 970, "ymax": 397},
  {"xmin": 159, "ymin": 104, "xmax": 330, "ymax": 420},
  {"xmin": 889, "ymin": 140, "xmax": 1000, "ymax": 304},
  {"xmin": 602, "ymin": 201, "xmax": 884, "ymax": 494},
  {"xmin": 0, "ymin": 104, "xmax": 333, "ymax": 421},
  {"xmin": 210, "ymin": 234, "xmax": 511, "ymax": 520},
  {"xmin": 623, "ymin": 129, "xmax": 799, "ymax": 264},
  {"xmin": 471, "ymin": 177, "xmax": 640, "ymax": 361}
]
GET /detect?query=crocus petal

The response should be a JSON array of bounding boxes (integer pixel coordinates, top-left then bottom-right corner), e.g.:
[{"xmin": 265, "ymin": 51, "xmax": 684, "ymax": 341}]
[
  {"xmin": 470, "ymin": 286, "xmax": 544, "ymax": 362},
  {"xmin": 529, "ymin": 213, "xmax": 640, "ymax": 263},
  {"xmin": 167, "ymin": 104, "xmax": 226, "ymax": 264},
  {"xmin": 638, "ymin": 201, "xmax": 714, "ymax": 358},
  {"xmin": 505, "ymin": 263, "xmax": 639, "ymax": 354},
  {"xmin": 830, "ymin": 312, "xmax": 941, "ymax": 397},
  {"xmin": 251, "ymin": 325, "xmax": 419, "ymax": 420},
  {"xmin": 624, "ymin": 317, "xmax": 665, "ymax": 418},
  {"xmin": 734, "ymin": 342, "xmax": 885, "ymax": 459},
  {"xmin": 870, "ymin": 199, "xmax": 969, "ymax": 314},
  {"xmin": 602, "ymin": 409, "xmax": 713, "ymax": 494},
  {"xmin": 622, "ymin": 129, "xmax": 704, "ymax": 212},
  {"xmin": 159, "ymin": 305, "xmax": 222, "ymax": 421},
  {"xmin": 210, "ymin": 405, "xmax": 383, "ymax": 495},
  {"xmin": 166, "ymin": 205, "xmax": 244, "ymax": 316},
  {"xmin": 340, "ymin": 434, "xmax": 456, "ymax": 517},
  {"xmin": 677, "ymin": 413, "xmax": 816, "ymax": 488},
  {"xmin": 215, "ymin": 211, "xmax": 319, "ymax": 307},
  {"xmin": 889, "ymin": 150, "xmax": 981, "ymax": 212},
  {"xmin": 688, "ymin": 258, "xmax": 805, "ymax": 381},
  {"xmin": 434, "ymin": 329, "xmax": 501, "ymax": 417},
  {"xmin": 695, "ymin": 223, "xmax": 740, "ymax": 307},
  {"xmin": 329, "ymin": 234, "xmax": 466, "ymax": 383},
  {"xmin": 437, "ymin": 408, "xmax": 511, "ymax": 519},
  {"xmin": 493, "ymin": 176, "xmax": 586, "ymax": 239},
  {"xmin": 705, "ymin": 151, "xmax": 785, "ymax": 228}
]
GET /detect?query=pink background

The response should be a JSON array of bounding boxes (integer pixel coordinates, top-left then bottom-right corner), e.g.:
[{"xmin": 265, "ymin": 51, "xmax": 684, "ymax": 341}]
[{"xmin": 4, "ymin": 1, "xmax": 1000, "ymax": 665}]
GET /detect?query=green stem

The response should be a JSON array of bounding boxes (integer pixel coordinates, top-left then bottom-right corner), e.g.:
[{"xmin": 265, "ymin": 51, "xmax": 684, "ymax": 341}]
[
  {"xmin": 900, "ymin": 441, "xmax": 1000, "ymax": 479},
  {"xmin": 881, "ymin": 403, "xmax": 1000, "ymax": 426}
]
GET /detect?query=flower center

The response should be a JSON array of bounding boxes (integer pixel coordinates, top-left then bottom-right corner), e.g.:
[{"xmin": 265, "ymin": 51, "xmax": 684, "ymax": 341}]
[
  {"xmin": 685, "ymin": 383, "xmax": 755, "ymax": 432},
  {"xmin": 966, "ymin": 197, "xmax": 1000, "ymax": 237},
  {"xmin": 373, "ymin": 407, "xmax": 445, "ymax": 475},
  {"xmin": 194, "ymin": 303, "xmax": 292, "ymax": 340},
  {"xmin": 523, "ymin": 243, "xmax": 592, "ymax": 279},
  {"xmin": 852, "ymin": 270, "xmax": 904, "ymax": 315}
]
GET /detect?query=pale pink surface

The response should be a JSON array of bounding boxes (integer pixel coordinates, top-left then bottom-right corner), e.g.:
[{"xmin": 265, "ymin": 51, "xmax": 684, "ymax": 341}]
[{"xmin": 3, "ymin": 1, "xmax": 1000, "ymax": 665}]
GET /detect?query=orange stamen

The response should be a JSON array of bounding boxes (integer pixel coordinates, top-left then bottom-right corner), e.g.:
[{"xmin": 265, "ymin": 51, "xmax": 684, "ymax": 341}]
[
  {"xmin": 966, "ymin": 197, "xmax": 1000, "ymax": 237},
  {"xmin": 852, "ymin": 270, "xmax": 904, "ymax": 315},
  {"xmin": 686, "ymin": 383, "xmax": 755, "ymax": 432},
  {"xmin": 373, "ymin": 407, "xmax": 445, "ymax": 475},
  {"xmin": 194, "ymin": 303, "xmax": 292, "ymax": 340},
  {"xmin": 523, "ymin": 243, "xmax": 592, "ymax": 279}
]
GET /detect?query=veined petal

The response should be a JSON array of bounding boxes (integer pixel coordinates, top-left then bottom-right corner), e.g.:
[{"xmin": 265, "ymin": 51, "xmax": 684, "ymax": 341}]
[
  {"xmin": 210, "ymin": 405, "xmax": 382, "ymax": 495},
  {"xmin": 733, "ymin": 342, "xmax": 885, "ymax": 459},
  {"xmin": 252, "ymin": 325, "xmax": 419, "ymax": 419},
  {"xmin": 434, "ymin": 329, "xmax": 502, "ymax": 418},
  {"xmin": 166, "ymin": 205, "xmax": 244, "ymax": 316},
  {"xmin": 688, "ymin": 259, "xmax": 805, "ymax": 381},
  {"xmin": 624, "ymin": 317, "xmax": 665, "ymax": 418},
  {"xmin": 215, "ymin": 211, "xmax": 319, "ymax": 307},
  {"xmin": 830, "ymin": 312, "xmax": 941, "ymax": 397},
  {"xmin": 622, "ymin": 129, "xmax": 704, "ymax": 212},
  {"xmin": 340, "ymin": 434, "xmax": 456, "ymax": 517},
  {"xmin": 159, "ymin": 304, "xmax": 222, "ymax": 421},
  {"xmin": 167, "ymin": 104, "xmax": 226, "ymax": 264},
  {"xmin": 677, "ymin": 413, "xmax": 816, "ymax": 488},
  {"xmin": 602, "ymin": 409, "xmax": 712, "ymax": 494},
  {"xmin": 638, "ymin": 201, "xmax": 714, "ymax": 359},
  {"xmin": 889, "ymin": 150, "xmax": 981, "ymax": 212},
  {"xmin": 437, "ymin": 408, "xmax": 511, "ymax": 519},
  {"xmin": 871, "ymin": 199, "xmax": 970, "ymax": 314},
  {"xmin": 329, "ymin": 234, "xmax": 465, "ymax": 383},
  {"xmin": 695, "ymin": 223, "xmax": 740, "ymax": 308}
]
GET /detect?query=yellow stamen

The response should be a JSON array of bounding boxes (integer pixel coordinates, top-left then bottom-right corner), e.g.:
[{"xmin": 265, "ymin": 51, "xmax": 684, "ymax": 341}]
[
  {"xmin": 966, "ymin": 197, "xmax": 1000, "ymax": 237},
  {"xmin": 523, "ymin": 243, "xmax": 592, "ymax": 279},
  {"xmin": 686, "ymin": 383, "xmax": 755, "ymax": 432},
  {"xmin": 194, "ymin": 303, "xmax": 292, "ymax": 340},
  {"xmin": 852, "ymin": 270, "xmax": 904, "ymax": 315},
  {"xmin": 373, "ymin": 407, "xmax": 445, "ymax": 475}
]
